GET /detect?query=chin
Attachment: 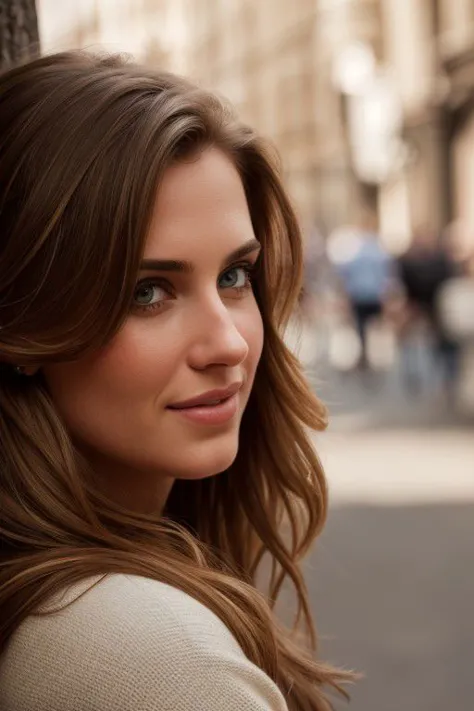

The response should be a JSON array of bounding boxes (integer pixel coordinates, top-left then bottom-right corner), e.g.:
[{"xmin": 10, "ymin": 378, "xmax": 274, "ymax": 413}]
[{"xmin": 172, "ymin": 432, "xmax": 240, "ymax": 481}]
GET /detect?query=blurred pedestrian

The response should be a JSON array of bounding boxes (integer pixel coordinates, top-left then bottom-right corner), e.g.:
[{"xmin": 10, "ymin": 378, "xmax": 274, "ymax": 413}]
[
  {"xmin": 437, "ymin": 226, "xmax": 474, "ymax": 413},
  {"xmin": 397, "ymin": 226, "xmax": 461, "ymax": 399},
  {"xmin": 328, "ymin": 221, "xmax": 396, "ymax": 371},
  {"xmin": 0, "ymin": 52, "xmax": 351, "ymax": 710}
]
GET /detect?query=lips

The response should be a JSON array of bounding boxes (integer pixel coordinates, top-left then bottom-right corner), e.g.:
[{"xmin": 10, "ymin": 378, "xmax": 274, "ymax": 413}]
[{"xmin": 167, "ymin": 382, "xmax": 242, "ymax": 410}]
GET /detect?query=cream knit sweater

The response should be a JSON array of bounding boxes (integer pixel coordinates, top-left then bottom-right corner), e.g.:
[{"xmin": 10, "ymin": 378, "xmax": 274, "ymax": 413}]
[{"xmin": 0, "ymin": 573, "xmax": 289, "ymax": 711}]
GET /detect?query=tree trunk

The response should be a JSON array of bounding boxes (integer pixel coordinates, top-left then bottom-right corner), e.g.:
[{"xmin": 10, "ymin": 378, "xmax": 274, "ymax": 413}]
[{"xmin": 0, "ymin": 0, "xmax": 40, "ymax": 69}]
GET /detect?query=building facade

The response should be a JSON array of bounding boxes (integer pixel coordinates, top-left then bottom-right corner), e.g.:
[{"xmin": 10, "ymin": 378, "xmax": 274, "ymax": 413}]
[
  {"xmin": 37, "ymin": 0, "xmax": 188, "ymax": 73},
  {"xmin": 375, "ymin": 0, "xmax": 474, "ymax": 251},
  {"xmin": 181, "ymin": 0, "xmax": 382, "ymax": 232},
  {"xmin": 37, "ymin": 0, "xmax": 384, "ymax": 235},
  {"xmin": 37, "ymin": 0, "xmax": 474, "ymax": 251},
  {"xmin": 441, "ymin": 0, "xmax": 474, "ymax": 250}
]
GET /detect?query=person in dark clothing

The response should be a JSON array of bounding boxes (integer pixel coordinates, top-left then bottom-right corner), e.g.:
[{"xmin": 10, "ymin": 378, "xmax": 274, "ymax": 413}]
[{"xmin": 398, "ymin": 227, "xmax": 460, "ymax": 396}]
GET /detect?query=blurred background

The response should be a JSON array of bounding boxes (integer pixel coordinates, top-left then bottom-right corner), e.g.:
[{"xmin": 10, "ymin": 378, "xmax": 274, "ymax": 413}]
[{"xmin": 2, "ymin": 1, "xmax": 474, "ymax": 709}]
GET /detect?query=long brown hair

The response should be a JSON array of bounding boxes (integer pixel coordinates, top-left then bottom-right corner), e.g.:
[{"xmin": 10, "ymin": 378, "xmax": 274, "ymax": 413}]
[{"xmin": 0, "ymin": 51, "xmax": 351, "ymax": 710}]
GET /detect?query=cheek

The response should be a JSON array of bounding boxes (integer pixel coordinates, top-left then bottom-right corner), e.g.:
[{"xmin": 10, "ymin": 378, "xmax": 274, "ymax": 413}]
[
  {"xmin": 42, "ymin": 325, "xmax": 177, "ymax": 437},
  {"xmin": 42, "ymin": 302, "xmax": 263, "ymax": 447}
]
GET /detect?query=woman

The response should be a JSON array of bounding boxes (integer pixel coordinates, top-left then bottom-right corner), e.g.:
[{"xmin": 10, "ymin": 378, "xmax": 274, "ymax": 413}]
[{"xmin": 0, "ymin": 51, "xmax": 350, "ymax": 710}]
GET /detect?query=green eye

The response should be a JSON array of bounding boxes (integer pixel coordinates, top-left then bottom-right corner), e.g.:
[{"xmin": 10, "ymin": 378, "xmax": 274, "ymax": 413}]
[
  {"xmin": 132, "ymin": 281, "xmax": 171, "ymax": 312},
  {"xmin": 134, "ymin": 283, "xmax": 165, "ymax": 305},
  {"xmin": 219, "ymin": 266, "xmax": 249, "ymax": 289}
]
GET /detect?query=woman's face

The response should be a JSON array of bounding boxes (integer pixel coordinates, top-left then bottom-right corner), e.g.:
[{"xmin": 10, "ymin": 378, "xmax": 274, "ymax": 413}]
[{"xmin": 43, "ymin": 148, "xmax": 264, "ymax": 511}]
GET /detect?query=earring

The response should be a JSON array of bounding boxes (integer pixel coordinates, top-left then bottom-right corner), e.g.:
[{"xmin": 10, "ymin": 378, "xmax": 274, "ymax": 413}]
[{"xmin": 14, "ymin": 365, "xmax": 25, "ymax": 375}]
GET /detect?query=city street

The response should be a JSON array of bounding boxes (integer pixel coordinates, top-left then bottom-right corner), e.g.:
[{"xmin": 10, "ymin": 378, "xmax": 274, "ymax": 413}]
[
  {"xmin": 310, "ymin": 427, "xmax": 473, "ymax": 711},
  {"xmin": 3, "ymin": 3, "xmax": 474, "ymax": 710},
  {"xmin": 287, "ymin": 326, "xmax": 474, "ymax": 711}
]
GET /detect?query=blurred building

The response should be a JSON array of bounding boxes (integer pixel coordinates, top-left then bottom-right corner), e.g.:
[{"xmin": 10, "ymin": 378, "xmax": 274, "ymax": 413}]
[
  {"xmin": 181, "ymin": 0, "xmax": 382, "ymax": 232},
  {"xmin": 37, "ymin": 0, "xmax": 382, "ymax": 231},
  {"xmin": 37, "ymin": 0, "xmax": 188, "ymax": 73},
  {"xmin": 340, "ymin": 0, "xmax": 474, "ymax": 252},
  {"xmin": 181, "ymin": 0, "xmax": 474, "ymax": 251},
  {"xmin": 435, "ymin": 0, "xmax": 474, "ymax": 249},
  {"xmin": 37, "ymin": 0, "xmax": 474, "ymax": 251}
]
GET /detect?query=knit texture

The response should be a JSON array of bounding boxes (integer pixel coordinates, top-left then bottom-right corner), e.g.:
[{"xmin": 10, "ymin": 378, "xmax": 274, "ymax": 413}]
[{"xmin": 0, "ymin": 573, "xmax": 289, "ymax": 710}]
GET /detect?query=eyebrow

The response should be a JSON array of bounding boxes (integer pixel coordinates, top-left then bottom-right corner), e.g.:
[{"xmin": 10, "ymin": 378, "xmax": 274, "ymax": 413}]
[{"xmin": 140, "ymin": 238, "xmax": 261, "ymax": 274}]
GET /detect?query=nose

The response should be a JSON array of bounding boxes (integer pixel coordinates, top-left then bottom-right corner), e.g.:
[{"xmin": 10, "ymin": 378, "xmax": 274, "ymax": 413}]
[{"xmin": 187, "ymin": 297, "xmax": 249, "ymax": 371}]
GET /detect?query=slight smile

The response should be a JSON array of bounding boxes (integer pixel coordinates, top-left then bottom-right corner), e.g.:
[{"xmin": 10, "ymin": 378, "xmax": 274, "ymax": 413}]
[{"xmin": 167, "ymin": 383, "xmax": 242, "ymax": 426}]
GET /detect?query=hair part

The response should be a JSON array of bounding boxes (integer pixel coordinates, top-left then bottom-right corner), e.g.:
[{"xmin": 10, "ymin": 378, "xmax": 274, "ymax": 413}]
[{"xmin": 0, "ymin": 51, "xmax": 353, "ymax": 710}]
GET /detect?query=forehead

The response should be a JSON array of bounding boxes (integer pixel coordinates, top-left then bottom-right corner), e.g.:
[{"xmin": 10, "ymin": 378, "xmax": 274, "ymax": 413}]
[{"xmin": 144, "ymin": 147, "xmax": 254, "ymax": 259}]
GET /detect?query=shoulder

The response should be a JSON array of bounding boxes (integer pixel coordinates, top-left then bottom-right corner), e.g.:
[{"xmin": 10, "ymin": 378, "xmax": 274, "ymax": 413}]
[{"xmin": 0, "ymin": 574, "xmax": 288, "ymax": 711}]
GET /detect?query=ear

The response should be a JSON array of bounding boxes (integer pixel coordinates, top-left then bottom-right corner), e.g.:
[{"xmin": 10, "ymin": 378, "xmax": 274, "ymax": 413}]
[{"xmin": 23, "ymin": 366, "xmax": 40, "ymax": 376}]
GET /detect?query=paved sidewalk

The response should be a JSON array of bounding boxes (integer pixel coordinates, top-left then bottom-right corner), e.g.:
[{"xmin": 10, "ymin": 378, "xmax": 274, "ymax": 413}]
[
  {"xmin": 307, "ymin": 501, "xmax": 474, "ymax": 711},
  {"xmin": 284, "ymin": 320, "xmax": 474, "ymax": 710},
  {"xmin": 298, "ymin": 427, "xmax": 474, "ymax": 711},
  {"xmin": 316, "ymin": 427, "xmax": 474, "ymax": 506}
]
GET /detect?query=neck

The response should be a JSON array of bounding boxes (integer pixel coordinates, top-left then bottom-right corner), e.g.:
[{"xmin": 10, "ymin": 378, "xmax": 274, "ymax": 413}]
[{"xmin": 80, "ymin": 446, "xmax": 175, "ymax": 516}]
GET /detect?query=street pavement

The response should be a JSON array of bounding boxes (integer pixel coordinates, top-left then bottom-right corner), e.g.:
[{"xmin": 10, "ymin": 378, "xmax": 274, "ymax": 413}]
[
  {"xmin": 283, "ymin": 321, "xmax": 474, "ymax": 710},
  {"xmin": 307, "ymin": 499, "xmax": 474, "ymax": 711}
]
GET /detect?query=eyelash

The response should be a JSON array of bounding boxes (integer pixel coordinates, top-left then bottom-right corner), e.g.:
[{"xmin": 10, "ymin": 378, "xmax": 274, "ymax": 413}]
[
  {"xmin": 226, "ymin": 262, "xmax": 257, "ymax": 294},
  {"xmin": 132, "ymin": 261, "xmax": 258, "ymax": 314}
]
